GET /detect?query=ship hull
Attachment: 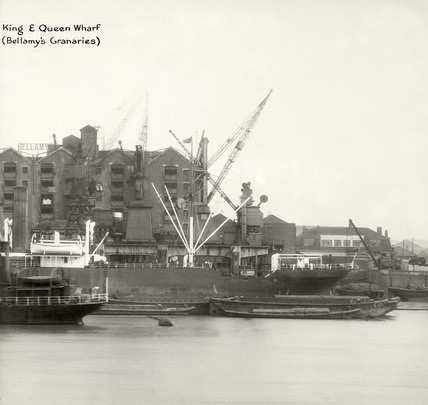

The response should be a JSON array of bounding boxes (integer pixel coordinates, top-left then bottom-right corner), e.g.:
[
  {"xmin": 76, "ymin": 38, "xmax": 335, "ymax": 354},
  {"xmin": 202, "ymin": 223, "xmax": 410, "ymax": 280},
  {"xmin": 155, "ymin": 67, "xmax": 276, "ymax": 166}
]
[
  {"xmin": 388, "ymin": 287, "xmax": 428, "ymax": 302},
  {"xmin": 222, "ymin": 307, "xmax": 361, "ymax": 319},
  {"xmin": 0, "ymin": 302, "xmax": 104, "ymax": 325},
  {"xmin": 266, "ymin": 267, "xmax": 350, "ymax": 295},
  {"xmin": 6, "ymin": 265, "xmax": 350, "ymax": 308},
  {"xmin": 70, "ymin": 266, "xmax": 350, "ymax": 298},
  {"xmin": 209, "ymin": 295, "xmax": 400, "ymax": 318}
]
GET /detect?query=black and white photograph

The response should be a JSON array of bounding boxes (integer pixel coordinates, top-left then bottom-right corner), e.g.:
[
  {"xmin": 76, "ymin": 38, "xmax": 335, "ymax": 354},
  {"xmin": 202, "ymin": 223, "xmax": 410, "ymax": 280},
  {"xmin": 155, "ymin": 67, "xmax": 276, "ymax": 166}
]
[{"xmin": 1, "ymin": 0, "xmax": 428, "ymax": 404}]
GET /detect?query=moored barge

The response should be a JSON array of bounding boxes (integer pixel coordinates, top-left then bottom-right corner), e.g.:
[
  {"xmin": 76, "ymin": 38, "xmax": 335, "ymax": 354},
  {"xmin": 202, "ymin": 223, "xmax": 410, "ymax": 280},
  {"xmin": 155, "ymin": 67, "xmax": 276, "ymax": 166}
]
[{"xmin": 209, "ymin": 294, "xmax": 400, "ymax": 318}]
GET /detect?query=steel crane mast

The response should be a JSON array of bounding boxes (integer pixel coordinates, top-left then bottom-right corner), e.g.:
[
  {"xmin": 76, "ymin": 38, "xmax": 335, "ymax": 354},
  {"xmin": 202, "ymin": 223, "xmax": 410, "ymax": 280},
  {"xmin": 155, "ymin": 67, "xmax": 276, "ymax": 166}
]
[
  {"xmin": 169, "ymin": 130, "xmax": 239, "ymax": 210},
  {"xmin": 169, "ymin": 130, "xmax": 195, "ymax": 162},
  {"xmin": 138, "ymin": 94, "xmax": 148, "ymax": 152},
  {"xmin": 207, "ymin": 89, "xmax": 273, "ymax": 203},
  {"xmin": 349, "ymin": 219, "xmax": 381, "ymax": 270},
  {"xmin": 104, "ymin": 92, "xmax": 145, "ymax": 150}
]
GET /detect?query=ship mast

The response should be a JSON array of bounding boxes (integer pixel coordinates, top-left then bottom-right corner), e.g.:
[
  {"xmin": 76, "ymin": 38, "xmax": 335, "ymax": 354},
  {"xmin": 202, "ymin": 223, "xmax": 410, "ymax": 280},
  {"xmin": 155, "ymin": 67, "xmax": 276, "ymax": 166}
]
[
  {"xmin": 189, "ymin": 137, "xmax": 194, "ymax": 267},
  {"xmin": 152, "ymin": 171, "xmax": 250, "ymax": 268}
]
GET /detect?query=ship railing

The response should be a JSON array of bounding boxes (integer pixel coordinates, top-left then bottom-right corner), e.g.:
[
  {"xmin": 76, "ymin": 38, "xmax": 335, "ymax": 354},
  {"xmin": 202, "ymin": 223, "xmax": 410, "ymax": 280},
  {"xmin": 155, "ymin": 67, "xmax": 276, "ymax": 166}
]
[
  {"xmin": 92, "ymin": 262, "xmax": 216, "ymax": 270},
  {"xmin": 277, "ymin": 263, "xmax": 351, "ymax": 270},
  {"xmin": 0, "ymin": 293, "xmax": 109, "ymax": 306},
  {"xmin": 32, "ymin": 239, "xmax": 83, "ymax": 245}
]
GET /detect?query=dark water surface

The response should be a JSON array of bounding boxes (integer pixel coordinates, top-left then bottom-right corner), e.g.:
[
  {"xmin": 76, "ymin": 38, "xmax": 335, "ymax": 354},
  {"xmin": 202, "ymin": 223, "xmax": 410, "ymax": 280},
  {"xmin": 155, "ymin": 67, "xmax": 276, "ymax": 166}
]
[{"xmin": 1, "ymin": 311, "xmax": 428, "ymax": 405}]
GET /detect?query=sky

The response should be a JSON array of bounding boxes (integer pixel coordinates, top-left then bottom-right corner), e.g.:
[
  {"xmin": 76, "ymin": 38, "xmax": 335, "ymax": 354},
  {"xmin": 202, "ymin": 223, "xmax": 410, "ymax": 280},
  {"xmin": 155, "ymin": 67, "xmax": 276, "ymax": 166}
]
[{"xmin": 1, "ymin": 0, "xmax": 427, "ymax": 242}]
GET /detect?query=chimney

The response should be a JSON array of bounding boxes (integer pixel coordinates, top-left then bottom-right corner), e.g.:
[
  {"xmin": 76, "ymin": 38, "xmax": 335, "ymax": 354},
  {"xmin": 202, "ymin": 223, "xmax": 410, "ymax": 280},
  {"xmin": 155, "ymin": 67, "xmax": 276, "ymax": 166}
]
[
  {"xmin": 385, "ymin": 229, "xmax": 388, "ymax": 238},
  {"xmin": 377, "ymin": 226, "xmax": 382, "ymax": 236}
]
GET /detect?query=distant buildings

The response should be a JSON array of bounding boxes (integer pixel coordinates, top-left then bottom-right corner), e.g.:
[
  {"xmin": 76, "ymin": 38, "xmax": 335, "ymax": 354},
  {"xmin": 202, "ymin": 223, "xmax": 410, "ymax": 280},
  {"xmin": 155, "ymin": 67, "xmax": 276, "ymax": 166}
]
[
  {"xmin": 393, "ymin": 240, "xmax": 428, "ymax": 264},
  {"xmin": 296, "ymin": 225, "xmax": 396, "ymax": 269}
]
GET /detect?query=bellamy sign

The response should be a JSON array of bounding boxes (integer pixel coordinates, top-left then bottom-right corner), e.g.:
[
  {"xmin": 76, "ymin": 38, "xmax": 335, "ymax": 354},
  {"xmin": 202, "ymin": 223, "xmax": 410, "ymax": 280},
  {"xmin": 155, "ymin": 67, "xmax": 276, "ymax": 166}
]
[{"xmin": 18, "ymin": 143, "xmax": 50, "ymax": 151}]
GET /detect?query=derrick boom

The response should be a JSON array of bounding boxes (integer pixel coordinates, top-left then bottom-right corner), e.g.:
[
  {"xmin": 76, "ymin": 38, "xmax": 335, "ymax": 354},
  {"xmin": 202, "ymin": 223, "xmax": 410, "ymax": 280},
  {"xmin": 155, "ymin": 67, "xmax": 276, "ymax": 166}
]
[{"xmin": 207, "ymin": 89, "xmax": 272, "ymax": 203}]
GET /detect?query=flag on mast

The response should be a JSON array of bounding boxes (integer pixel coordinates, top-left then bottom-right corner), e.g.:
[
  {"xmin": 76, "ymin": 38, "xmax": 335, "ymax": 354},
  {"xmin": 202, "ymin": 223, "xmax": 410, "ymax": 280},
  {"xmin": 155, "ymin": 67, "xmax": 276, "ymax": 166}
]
[{"xmin": 183, "ymin": 136, "xmax": 192, "ymax": 143}]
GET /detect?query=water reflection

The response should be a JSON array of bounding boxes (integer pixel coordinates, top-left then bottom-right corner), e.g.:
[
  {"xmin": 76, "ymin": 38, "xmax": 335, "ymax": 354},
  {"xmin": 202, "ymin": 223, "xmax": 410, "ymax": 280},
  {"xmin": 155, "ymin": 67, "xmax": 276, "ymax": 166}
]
[{"xmin": 1, "ymin": 312, "xmax": 428, "ymax": 405}]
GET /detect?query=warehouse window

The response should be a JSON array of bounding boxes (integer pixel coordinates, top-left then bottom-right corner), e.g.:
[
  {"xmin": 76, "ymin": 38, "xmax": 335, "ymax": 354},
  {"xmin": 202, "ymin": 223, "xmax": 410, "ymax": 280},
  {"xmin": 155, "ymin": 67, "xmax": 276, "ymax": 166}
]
[
  {"xmin": 4, "ymin": 163, "xmax": 17, "ymax": 173},
  {"xmin": 41, "ymin": 194, "xmax": 53, "ymax": 206},
  {"xmin": 4, "ymin": 193, "xmax": 13, "ymax": 204},
  {"xmin": 164, "ymin": 166, "xmax": 178, "ymax": 202},
  {"xmin": 4, "ymin": 179, "xmax": 16, "ymax": 187},
  {"xmin": 164, "ymin": 166, "xmax": 177, "ymax": 177},
  {"xmin": 40, "ymin": 163, "xmax": 54, "ymax": 174},
  {"xmin": 41, "ymin": 180, "xmax": 54, "ymax": 188},
  {"xmin": 111, "ymin": 164, "xmax": 124, "ymax": 176},
  {"xmin": 41, "ymin": 193, "xmax": 54, "ymax": 215}
]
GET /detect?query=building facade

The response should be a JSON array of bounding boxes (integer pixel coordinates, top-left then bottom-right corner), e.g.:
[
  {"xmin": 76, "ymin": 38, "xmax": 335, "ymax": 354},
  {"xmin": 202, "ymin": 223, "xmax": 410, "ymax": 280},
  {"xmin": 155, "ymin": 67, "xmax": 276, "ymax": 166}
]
[{"xmin": 296, "ymin": 225, "xmax": 396, "ymax": 269}]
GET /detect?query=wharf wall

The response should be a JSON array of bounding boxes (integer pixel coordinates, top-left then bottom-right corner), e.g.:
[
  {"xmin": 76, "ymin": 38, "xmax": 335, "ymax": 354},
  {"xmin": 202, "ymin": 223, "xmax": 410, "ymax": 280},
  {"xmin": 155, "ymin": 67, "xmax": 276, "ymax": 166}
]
[{"xmin": 368, "ymin": 268, "xmax": 428, "ymax": 289}]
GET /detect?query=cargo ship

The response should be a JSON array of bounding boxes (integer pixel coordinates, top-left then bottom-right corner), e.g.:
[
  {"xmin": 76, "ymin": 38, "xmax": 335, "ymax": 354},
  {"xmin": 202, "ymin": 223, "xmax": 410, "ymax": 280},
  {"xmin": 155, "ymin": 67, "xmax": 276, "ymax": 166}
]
[
  {"xmin": 0, "ymin": 91, "xmax": 353, "ymax": 301},
  {"xmin": 1, "ymin": 152, "xmax": 353, "ymax": 301},
  {"xmin": 2, "ymin": 215, "xmax": 351, "ymax": 306}
]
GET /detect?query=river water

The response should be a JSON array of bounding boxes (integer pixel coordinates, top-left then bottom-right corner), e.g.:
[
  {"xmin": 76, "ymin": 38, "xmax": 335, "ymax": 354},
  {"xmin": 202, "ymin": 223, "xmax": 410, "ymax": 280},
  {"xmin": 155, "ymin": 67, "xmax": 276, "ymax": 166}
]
[{"xmin": 1, "ymin": 310, "xmax": 428, "ymax": 405}]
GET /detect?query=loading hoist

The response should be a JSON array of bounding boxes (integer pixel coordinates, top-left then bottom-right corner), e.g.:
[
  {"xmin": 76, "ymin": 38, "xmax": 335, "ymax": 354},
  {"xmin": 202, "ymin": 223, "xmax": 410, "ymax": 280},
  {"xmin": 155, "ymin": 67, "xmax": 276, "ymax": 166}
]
[
  {"xmin": 206, "ymin": 89, "xmax": 272, "ymax": 204},
  {"xmin": 348, "ymin": 219, "xmax": 400, "ymax": 270},
  {"xmin": 170, "ymin": 90, "xmax": 272, "ymax": 211},
  {"xmin": 104, "ymin": 90, "xmax": 146, "ymax": 150}
]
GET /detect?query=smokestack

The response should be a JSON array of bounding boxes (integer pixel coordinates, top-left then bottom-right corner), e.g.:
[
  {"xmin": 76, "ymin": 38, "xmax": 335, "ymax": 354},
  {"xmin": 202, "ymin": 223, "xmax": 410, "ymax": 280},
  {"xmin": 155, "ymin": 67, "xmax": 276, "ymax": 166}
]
[
  {"xmin": 377, "ymin": 227, "xmax": 382, "ymax": 236},
  {"xmin": 12, "ymin": 187, "xmax": 29, "ymax": 253},
  {"xmin": 385, "ymin": 230, "xmax": 388, "ymax": 238}
]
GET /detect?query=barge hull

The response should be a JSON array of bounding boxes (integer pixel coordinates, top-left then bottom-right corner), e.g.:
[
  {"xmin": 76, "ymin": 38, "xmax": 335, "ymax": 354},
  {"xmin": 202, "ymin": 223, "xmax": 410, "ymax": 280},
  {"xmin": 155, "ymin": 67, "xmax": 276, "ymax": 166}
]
[{"xmin": 0, "ymin": 302, "xmax": 104, "ymax": 325}]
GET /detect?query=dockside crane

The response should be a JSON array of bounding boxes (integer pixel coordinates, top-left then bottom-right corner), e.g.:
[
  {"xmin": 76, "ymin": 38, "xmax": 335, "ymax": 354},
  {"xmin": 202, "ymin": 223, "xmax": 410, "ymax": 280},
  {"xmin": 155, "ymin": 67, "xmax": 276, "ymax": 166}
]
[
  {"xmin": 138, "ymin": 94, "xmax": 148, "ymax": 152},
  {"xmin": 349, "ymin": 219, "xmax": 401, "ymax": 270},
  {"xmin": 169, "ymin": 90, "xmax": 272, "ymax": 211},
  {"xmin": 349, "ymin": 219, "xmax": 382, "ymax": 270},
  {"xmin": 169, "ymin": 130, "xmax": 196, "ymax": 163},
  {"xmin": 169, "ymin": 129, "xmax": 238, "ymax": 210},
  {"xmin": 132, "ymin": 95, "xmax": 149, "ymax": 201},
  {"xmin": 207, "ymin": 89, "xmax": 273, "ymax": 203},
  {"xmin": 104, "ymin": 91, "xmax": 146, "ymax": 150}
]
